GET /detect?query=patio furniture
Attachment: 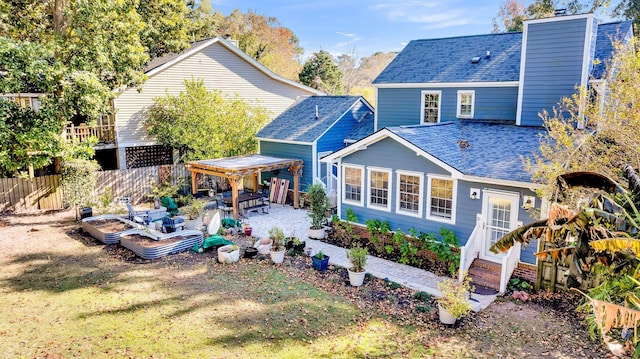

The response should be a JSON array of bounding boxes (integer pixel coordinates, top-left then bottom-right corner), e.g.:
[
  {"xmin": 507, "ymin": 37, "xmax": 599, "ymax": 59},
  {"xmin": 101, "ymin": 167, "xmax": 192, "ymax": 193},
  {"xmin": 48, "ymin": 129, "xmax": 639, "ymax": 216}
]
[
  {"xmin": 162, "ymin": 216, "xmax": 185, "ymax": 233},
  {"xmin": 126, "ymin": 203, "xmax": 148, "ymax": 224}
]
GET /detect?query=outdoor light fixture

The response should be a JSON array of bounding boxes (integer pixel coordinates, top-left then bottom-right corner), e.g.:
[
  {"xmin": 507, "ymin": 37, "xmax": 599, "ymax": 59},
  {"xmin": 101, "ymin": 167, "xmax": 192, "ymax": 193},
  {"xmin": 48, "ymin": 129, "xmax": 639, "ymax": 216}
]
[
  {"xmin": 470, "ymin": 188, "xmax": 480, "ymax": 200},
  {"xmin": 522, "ymin": 195, "xmax": 535, "ymax": 209}
]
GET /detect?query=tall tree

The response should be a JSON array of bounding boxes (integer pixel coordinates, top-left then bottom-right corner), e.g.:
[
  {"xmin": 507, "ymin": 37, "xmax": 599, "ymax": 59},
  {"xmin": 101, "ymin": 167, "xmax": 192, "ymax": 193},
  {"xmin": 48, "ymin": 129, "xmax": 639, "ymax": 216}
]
[
  {"xmin": 530, "ymin": 39, "xmax": 640, "ymax": 197},
  {"xmin": 612, "ymin": 0, "xmax": 640, "ymax": 32},
  {"xmin": 218, "ymin": 9, "xmax": 303, "ymax": 80},
  {"xmin": 0, "ymin": 0, "xmax": 190, "ymax": 175},
  {"xmin": 146, "ymin": 79, "xmax": 270, "ymax": 161},
  {"xmin": 492, "ymin": 0, "xmax": 612, "ymax": 33},
  {"xmin": 299, "ymin": 50, "xmax": 343, "ymax": 95}
]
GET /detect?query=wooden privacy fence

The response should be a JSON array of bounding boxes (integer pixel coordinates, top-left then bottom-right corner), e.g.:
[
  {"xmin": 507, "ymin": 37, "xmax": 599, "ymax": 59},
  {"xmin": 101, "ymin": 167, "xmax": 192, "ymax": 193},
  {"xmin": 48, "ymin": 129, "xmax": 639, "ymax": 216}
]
[
  {"xmin": 0, "ymin": 175, "xmax": 63, "ymax": 212},
  {"xmin": 94, "ymin": 164, "xmax": 190, "ymax": 204},
  {"xmin": 0, "ymin": 164, "xmax": 192, "ymax": 212}
]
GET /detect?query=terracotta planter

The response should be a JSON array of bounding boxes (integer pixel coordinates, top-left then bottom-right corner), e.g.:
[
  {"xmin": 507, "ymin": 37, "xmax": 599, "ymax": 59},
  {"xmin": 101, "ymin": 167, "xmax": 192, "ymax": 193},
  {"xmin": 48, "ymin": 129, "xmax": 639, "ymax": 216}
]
[
  {"xmin": 270, "ymin": 248, "xmax": 286, "ymax": 264},
  {"xmin": 347, "ymin": 268, "xmax": 366, "ymax": 286},
  {"xmin": 243, "ymin": 227, "xmax": 252, "ymax": 236},
  {"xmin": 438, "ymin": 303, "xmax": 456, "ymax": 325}
]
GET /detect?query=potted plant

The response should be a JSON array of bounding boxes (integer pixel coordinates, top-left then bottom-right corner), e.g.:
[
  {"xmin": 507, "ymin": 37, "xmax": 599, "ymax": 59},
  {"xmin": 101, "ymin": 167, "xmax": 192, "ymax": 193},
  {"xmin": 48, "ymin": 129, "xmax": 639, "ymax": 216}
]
[
  {"xmin": 242, "ymin": 222, "xmax": 253, "ymax": 236},
  {"xmin": 254, "ymin": 237, "xmax": 273, "ymax": 255},
  {"xmin": 311, "ymin": 250, "xmax": 330, "ymax": 271},
  {"xmin": 217, "ymin": 244, "xmax": 240, "ymax": 264},
  {"xmin": 269, "ymin": 226, "xmax": 286, "ymax": 264},
  {"xmin": 285, "ymin": 231, "xmax": 305, "ymax": 253},
  {"xmin": 346, "ymin": 245, "xmax": 368, "ymax": 286},
  {"xmin": 307, "ymin": 184, "xmax": 329, "ymax": 239},
  {"xmin": 181, "ymin": 198, "xmax": 206, "ymax": 230},
  {"xmin": 436, "ymin": 274, "xmax": 473, "ymax": 325}
]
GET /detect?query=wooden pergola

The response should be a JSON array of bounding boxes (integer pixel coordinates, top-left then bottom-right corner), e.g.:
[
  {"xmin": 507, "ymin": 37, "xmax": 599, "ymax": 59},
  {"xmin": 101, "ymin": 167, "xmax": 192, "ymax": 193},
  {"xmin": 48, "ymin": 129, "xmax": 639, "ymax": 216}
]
[{"xmin": 186, "ymin": 154, "xmax": 303, "ymax": 219}]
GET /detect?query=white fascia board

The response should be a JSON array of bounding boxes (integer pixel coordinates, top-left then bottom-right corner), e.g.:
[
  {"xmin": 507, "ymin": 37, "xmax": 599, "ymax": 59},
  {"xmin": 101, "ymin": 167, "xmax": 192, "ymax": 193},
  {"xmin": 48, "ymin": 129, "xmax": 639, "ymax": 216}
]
[
  {"xmin": 145, "ymin": 37, "xmax": 323, "ymax": 95},
  {"xmin": 374, "ymin": 81, "xmax": 519, "ymax": 89},
  {"xmin": 461, "ymin": 174, "xmax": 543, "ymax": 190},
  {"xmin": 255, "ymin": 137, "xmax": 314, "ymax": 146},
  {"xmin": 117, "ymin": 140, "xmax": 159, "ymax": 147},
  {"xmin": 581, "ymin": 17, "xmax": 595, "ymax": 88},
  {"xmin": 516, "ymin": 21, "xmax": 529, "ymax": 126},
  {"xmin": 321, "ymin": 129, "xmax": 463, "ymax": 178},
  {"xmin": 374, "ymin": 87, "xmax": 379, "ymax": 131},
  {"xmin": 523, "ymin": 12, "xmax": 594, "ymax": 26}
]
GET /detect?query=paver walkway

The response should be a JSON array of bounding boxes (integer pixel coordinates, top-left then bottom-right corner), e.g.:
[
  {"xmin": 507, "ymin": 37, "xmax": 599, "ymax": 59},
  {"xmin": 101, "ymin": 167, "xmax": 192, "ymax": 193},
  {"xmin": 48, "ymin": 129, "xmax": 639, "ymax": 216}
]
[{"xmin": 238, "ymin": 204, "xmax": 496, "ymax": 311}]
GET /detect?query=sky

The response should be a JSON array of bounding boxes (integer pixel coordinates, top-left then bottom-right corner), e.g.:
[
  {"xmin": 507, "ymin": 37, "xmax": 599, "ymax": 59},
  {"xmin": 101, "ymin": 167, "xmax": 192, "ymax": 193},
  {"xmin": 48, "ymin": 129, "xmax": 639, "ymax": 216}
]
[{"xmin": 211, "ymin": 0, "xmax": 504, "ymax": 59}]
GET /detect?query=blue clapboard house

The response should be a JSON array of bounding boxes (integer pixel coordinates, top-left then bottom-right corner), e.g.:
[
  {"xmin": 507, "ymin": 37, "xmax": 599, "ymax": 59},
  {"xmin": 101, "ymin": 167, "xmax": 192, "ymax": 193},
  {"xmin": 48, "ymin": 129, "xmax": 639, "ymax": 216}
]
[{"xmin": 322, "ymin": 13, "xmax": 633, "ymax": 292}]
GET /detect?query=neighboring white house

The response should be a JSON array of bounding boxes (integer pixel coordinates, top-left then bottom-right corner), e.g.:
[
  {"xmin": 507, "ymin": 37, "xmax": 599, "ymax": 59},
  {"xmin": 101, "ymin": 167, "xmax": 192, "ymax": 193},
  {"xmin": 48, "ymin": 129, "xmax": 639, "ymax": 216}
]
[{"xmin": 94, "ymin": 37, "xmax": 322, "ymax": 169}]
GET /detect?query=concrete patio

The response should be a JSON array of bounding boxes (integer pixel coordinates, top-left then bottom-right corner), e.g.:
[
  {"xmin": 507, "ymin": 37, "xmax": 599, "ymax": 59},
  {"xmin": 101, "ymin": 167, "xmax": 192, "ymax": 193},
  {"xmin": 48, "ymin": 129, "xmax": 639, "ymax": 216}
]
[{"xmin": 238, "ymin": 204, "xmax": 497, "ymax": 311}]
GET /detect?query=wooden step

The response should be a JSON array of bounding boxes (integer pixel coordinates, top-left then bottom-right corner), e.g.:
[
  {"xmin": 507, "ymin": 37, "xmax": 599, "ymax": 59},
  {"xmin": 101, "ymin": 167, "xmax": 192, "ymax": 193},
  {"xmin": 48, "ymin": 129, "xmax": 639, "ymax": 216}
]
[
  {"xmin": 468, "ymin": 259, "xmax": 501, "ymax": 291},
  {"xmin": 471, "ymin": 258, "xmax": 501, "ymax": 272}
]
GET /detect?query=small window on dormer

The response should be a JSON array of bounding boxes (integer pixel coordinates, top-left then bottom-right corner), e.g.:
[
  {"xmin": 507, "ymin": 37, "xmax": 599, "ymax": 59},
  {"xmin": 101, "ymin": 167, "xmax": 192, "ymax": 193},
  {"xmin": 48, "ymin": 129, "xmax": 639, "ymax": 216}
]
[{"xmin": 457, "ymin": 90, "xmax": 475, "ymax": 118}]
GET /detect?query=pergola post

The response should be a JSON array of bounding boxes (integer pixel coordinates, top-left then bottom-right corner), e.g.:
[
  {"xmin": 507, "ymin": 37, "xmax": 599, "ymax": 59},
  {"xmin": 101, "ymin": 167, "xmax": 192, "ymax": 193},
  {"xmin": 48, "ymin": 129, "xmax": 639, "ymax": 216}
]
[
  {"xmin": 290, "ymin": 163, "xmax": 303, "ymax": 209},
  {"xmin": 191, "ymin": 172, "xmax": 198, "ymax": 194},
  {"xmin": 230, "ymin": 176, "xmax": 240, "ymax": 219}
]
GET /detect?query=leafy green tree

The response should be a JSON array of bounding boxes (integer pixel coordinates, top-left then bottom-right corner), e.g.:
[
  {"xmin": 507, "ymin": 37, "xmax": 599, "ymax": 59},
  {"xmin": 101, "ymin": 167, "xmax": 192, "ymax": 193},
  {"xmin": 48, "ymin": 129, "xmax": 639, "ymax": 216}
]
[
  {"xmin": 299, "ymin": 50, "xmax": 343, "ymax": 94},
  {"xmin": 145, "ymin": 79, "xmax": 271, "ymax": 162},
  {"xmin": 613, "ymin": 0, "xmax": 640, "ymax": 33},
  {"xmin": 529, "ymin": 40, "xmax": 640, "ymax": 195},
  {"xmin": 62, "ymin": 158, "xmax": 100, "ymax": 220},
  {"xmin": 492, "ymin": 0, "xmax": 612, "ymax": 33},
  {"xmin": 0, "ymin": 0, "xmax": 190, "ymax": 175}
]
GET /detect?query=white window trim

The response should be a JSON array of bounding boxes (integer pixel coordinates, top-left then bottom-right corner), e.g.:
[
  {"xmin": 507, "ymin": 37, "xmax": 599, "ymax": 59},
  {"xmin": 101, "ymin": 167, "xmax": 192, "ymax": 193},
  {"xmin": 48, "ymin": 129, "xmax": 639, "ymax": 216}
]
[
  {"xmin": 342, "ymin": 164, "xmax": 365, "ymax": 207},
  {"xmin": 367, "ymin": 167, "xmax": 392, "ymax": 212},
  {"xmin": 426, "ymin": 174, "xmax": 457, "ymax": 224},
  {"xmin": 395, "ymin": 170, "xmax": 424, "ymax": 218},
  {"xmin": 456, "ymin": 90, "xmax": 475, "ymax": 118},
  {"xmin": 420, "ymin": 90, "xmax": 441, "ymax": 124}
]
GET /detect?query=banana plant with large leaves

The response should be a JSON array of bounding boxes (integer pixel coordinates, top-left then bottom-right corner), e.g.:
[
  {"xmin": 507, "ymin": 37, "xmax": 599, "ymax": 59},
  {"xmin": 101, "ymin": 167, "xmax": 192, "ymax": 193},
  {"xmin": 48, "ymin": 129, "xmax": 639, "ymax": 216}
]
[{"xmin": 490, "ymin": 166, "xmax": 640, "ymax": 355}]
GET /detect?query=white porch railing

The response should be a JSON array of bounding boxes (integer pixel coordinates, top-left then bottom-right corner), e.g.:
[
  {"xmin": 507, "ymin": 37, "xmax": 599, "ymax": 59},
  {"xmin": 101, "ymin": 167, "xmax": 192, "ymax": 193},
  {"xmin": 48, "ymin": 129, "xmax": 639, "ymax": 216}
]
[
  {"xmin": 458, "ymin": 213, "xmax": 483, "ymax": 282},
  {"xmin": 499, "ymin": 241, "xmax": 521, "ymax": 293}
]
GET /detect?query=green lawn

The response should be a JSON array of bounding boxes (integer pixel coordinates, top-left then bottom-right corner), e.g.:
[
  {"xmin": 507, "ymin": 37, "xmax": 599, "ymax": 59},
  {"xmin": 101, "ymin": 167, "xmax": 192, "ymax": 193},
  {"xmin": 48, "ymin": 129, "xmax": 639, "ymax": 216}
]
[{"xmin": 0, "ymin": 212, "xmax": 610, "ymax": 358}]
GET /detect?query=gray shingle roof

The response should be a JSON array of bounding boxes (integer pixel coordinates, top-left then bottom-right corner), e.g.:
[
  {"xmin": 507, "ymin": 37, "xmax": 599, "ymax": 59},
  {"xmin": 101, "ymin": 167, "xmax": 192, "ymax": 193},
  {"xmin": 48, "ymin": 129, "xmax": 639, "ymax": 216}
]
[
  {"xmin": 374, "ymin": 32, "xmax": 522, "ymax": 84},
  {"xmin": 375, "ymin": 21, "xmax": 632, "ymax": 84},
  {"xmin": 145, "ymin": 38, "xmax": 212, "ymax": 73},
  {"xmin": 257, "ymin": 96, "xmax": 373, "ymax": 143},
  {"xmin": 592, "ymin": 21, "xmax": 634, "ymax": 79},
  {"xmin": 345, "ymin": 112, "xmax": 375, "ymax": 142},
  {"xmin": 389, "ymin": 121, "xmax": 544, "ymax": 183}
]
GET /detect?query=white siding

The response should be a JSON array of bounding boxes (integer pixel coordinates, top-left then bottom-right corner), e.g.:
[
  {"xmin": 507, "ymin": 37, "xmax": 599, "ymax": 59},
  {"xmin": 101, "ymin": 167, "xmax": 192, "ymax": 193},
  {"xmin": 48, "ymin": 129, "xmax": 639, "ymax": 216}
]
[{"xmin": 115, "ymin": 41, "xmax": 316, "ymax": 146}]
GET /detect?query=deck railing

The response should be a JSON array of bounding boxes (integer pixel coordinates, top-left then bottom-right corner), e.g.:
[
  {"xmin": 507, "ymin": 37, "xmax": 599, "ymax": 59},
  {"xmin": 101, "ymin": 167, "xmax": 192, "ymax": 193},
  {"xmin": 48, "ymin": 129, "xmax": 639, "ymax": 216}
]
[
  {"xmin": 63, "ymin": 123, "xmax": 115, "ymax": 143},
  {"xmin": 500, "ymin": 241, "xmax": 521, "ymax": 293},
  {"xmin": 458, "ymin": 213, "xmax": 482, "ymax": 281}
]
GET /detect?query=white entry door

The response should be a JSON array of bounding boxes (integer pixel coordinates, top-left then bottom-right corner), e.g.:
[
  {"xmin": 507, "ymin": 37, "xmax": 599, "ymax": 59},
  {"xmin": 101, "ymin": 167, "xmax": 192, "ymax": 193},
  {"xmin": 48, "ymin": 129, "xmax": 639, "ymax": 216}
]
[{"xmin": 480, "ymin": 191, "xmax": 519, "ymax": 262}]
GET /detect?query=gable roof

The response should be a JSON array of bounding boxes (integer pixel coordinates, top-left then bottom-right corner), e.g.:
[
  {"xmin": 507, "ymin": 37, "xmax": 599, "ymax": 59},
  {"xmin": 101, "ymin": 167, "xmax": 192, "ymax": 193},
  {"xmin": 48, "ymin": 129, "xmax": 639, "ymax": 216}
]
[
  {"xmin": 256, "ymin": 96, "xmax": 374, "ymax": 143},
  {"xmin": 345, "ymin": 112, "xmax": 375, "ymax": 143},
  {"xmin": 143, "ymin": 37, "xmax": 322, "ymax": 95},
  {"xmin": 325, "ymin": 121, "xmax": 544, "ymax": 186},
  {"xmin": 374, "ymin": 20, "xmax": 633, "ymax": 85},
  {"xmin": 591, "ymin": 21, "xmax": 634, "ymax": 79}
]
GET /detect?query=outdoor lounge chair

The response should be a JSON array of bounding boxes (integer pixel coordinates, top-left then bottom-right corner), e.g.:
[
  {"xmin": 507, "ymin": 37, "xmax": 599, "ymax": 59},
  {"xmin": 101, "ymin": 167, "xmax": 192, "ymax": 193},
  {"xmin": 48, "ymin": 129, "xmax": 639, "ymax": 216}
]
[{"xmin": 126, "ymin": 203, "xmax": 147, "ymax": 223}]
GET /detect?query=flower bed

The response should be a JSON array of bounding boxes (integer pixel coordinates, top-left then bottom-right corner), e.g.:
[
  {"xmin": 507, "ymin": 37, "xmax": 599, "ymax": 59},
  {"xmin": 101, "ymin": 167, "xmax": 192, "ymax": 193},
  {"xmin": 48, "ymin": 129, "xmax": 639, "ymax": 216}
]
[
  {"xmin": 119, "ymin": 229, "xmax": 203, "ymax": 260},
  {"xmin": 81, "ymin": 214, "xmax": 137, "ymax": 244}
]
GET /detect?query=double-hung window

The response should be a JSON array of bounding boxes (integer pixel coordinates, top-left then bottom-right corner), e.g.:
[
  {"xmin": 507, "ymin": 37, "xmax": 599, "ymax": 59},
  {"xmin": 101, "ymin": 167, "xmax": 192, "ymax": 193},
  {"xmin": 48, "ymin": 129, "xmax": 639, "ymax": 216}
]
[
  {"xmin": 367, "ymin": 168, "xmax": 391, "ymax": 211},
  {"xmin": 343, "ymin": 165, "xmax": 364, "ymax": 206},
  {"xmin": 396, "ymin": 171, "xmax": 423, "ymax": 217},
  {"xmin": 421, "ymin": 90, "xmax": 441, "ymax": 124},
  {"xmin": 456, "ymin": 90, "xmax": 475, "ymax": 118},
  {"xmin": 427, "ymin": 175, "xmax": 456, "ymax": 223}
]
